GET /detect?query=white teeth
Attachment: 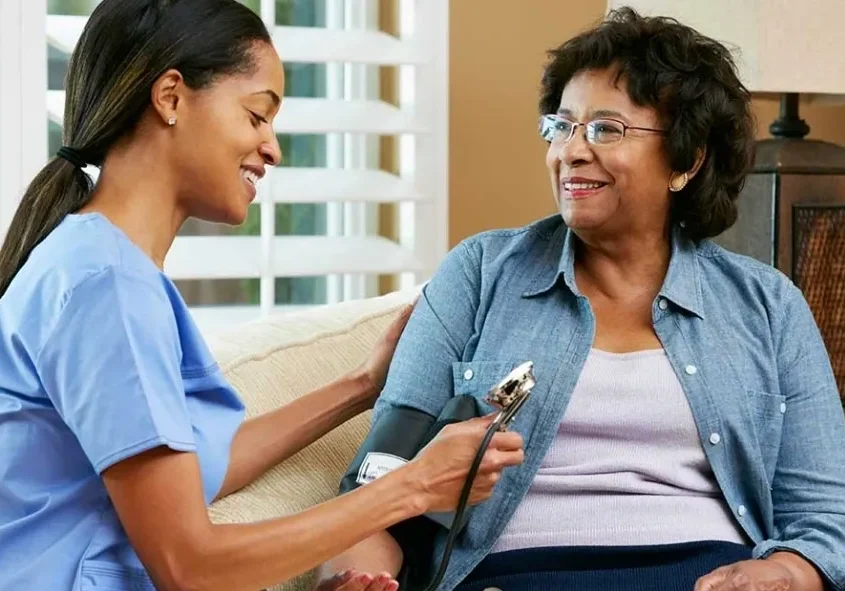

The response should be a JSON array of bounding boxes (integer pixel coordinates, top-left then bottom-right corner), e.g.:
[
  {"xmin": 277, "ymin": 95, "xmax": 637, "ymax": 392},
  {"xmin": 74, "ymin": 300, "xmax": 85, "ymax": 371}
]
[
  {"xmin": 241, "ymin": 169, "xmax": 259, "ymax": 187},
  {"xmin": 564, "ymin": 181, "xmax": 604, "ymax": 191}
]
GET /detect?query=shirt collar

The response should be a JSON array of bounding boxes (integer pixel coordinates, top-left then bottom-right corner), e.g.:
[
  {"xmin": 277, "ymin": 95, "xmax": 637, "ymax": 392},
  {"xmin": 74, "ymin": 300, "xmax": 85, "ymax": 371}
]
[{"xmin": 522, "ymin": 222, "xmax": 705, "ymax": 320}]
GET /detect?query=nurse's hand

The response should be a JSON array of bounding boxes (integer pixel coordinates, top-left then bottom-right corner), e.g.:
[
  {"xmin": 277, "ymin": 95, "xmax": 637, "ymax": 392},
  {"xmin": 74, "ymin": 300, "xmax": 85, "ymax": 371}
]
[
  {"xmin": 315, "ymin": 569, "xmax": 398, "ymax": 591},
  {"xmin": 355, "ymin": 297, "xmax": 418, "ymax": 403},
  {"xmin": 412, "ymin": 414, "xmax": 525, "ymax": 513}
]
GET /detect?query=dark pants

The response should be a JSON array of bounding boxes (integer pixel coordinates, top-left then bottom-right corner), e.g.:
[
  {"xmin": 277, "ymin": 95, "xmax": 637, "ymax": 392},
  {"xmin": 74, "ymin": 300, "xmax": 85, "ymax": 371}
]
[{"xmin": 456, "ymin": 540, "xmax": 753, "ymax": 591}]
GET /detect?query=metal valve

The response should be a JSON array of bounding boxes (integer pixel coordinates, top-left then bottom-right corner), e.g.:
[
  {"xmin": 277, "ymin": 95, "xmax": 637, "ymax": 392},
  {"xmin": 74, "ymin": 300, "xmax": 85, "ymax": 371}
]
[{"xmin": 485, "ymin": 361, "xmax": 536, "ymax": 430}]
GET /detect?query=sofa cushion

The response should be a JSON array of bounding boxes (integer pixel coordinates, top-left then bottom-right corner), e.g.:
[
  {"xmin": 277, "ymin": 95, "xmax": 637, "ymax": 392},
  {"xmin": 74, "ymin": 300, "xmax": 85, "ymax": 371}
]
[{"xmin": 206, "ymin": 289, "xmax": 418, "ymax": 591}]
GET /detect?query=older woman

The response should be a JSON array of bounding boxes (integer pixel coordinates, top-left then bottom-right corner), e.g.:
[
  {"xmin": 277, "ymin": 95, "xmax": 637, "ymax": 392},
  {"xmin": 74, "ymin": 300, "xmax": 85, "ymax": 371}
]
[{"xmin": 316, "ymin": 7, "xmax": 845, "ymax": 591}]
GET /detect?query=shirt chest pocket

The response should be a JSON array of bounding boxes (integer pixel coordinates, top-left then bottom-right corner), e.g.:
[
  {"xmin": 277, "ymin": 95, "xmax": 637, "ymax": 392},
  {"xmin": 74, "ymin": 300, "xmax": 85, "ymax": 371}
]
[
  {"xmin": 452, "ymin": 360, "xmax": 521, "ymax": 410},
  {"xmin": 746, "ymin": 389, "xmax": 786, "ymax": 485}
]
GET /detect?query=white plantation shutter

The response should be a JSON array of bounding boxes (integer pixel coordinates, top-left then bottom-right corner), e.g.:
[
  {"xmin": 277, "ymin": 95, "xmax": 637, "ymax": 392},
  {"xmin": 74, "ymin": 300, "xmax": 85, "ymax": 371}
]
[
  {"xmin": 0, "ymin": 0, "xmax": 449, "ymax": 336},
  {"xmin": 0, "ymin": 1, "xmax": 47, "ymax": 241}
]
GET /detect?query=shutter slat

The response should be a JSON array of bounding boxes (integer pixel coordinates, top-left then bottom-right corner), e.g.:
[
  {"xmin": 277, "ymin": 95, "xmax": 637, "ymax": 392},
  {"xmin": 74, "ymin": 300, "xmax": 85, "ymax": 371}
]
[
  {"xmin": 275, "ymin": 99, "xmax": 423, "ymax": 134},
  {"xmin": 165, "ymin": 235, "xmax": 421, "ymax": 279},
  {"xmin": 272, "ymin": 26, "xmax": 424, "ymax": 65},
  {"xmin": 266, "ymin": 168, "xmax": 423, "ymax": 203},
  {"xmin": 47, "ymin": 16, "xmax": 423, "ymax": 65},
  {"xmin": 47, "ymin": 91, "xmax": 423, "ymax": 134}
]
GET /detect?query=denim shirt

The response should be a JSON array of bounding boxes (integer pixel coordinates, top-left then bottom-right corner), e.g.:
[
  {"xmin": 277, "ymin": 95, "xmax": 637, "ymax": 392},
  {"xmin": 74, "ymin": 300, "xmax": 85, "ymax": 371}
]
[{"xmin": 373, "ymin": 215, "xmax": 845, "ymax": 591}]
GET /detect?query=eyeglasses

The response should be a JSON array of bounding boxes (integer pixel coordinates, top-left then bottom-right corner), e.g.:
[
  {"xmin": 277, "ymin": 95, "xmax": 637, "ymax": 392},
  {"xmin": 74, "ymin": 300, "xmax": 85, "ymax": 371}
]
[{"xmin": 538, "ymin": 114, "xmax": 665, "ymax": 146}]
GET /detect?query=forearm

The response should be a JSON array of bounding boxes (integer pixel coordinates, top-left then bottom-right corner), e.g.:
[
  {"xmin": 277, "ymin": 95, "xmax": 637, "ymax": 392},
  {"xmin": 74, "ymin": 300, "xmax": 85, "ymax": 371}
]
[
  {"xmin": 193, "ymin": 466, "xmax": 422, "ymax": 591},
  {"xmin": 316, "ymin": 530, "xmax": 403, "ymax": 582},
  {"xmin": 766, "ymin": 552, "xmax": 824, "ymax": 591},
  {"xmin": 217, "ymin": 371, "xmax": 374, "ymax": 499}
]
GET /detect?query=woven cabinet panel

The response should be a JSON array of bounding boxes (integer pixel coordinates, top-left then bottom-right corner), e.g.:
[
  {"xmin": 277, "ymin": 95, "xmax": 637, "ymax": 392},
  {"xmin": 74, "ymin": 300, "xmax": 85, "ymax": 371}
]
[{"xmin": 793, "ymin": 206, "xmax": 845, "ymax": 408}]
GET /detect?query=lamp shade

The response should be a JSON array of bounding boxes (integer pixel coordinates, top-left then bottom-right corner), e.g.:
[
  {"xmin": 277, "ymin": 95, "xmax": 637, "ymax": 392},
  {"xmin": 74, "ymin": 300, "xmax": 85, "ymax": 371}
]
[{"xmin": 608, "ymin": 0, "xmax": 845, "ymax": 96}]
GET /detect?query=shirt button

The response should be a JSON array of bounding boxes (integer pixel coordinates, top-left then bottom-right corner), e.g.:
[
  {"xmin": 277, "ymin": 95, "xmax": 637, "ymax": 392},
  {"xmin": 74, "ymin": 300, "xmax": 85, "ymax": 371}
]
[
  {"xmin": 685, "ymin": 364, "xmax": 697, "ymax": 375},
  {"xmin": 737, "ymin": 505, "xmax": 747, "ymax": 517},
  {"xmin": 780, "ymin": 402, "xmax": 786, "ymax": 413},
  {"xmin": 463, "ymin": 369, "xmax": 474, "ymax": 380},
  {"xmin": 658, "ymin": 298, "xmax": 668, "ymax": 310},
  {"xmin": 709, "ymin": 432, "xmax": 721, "ymax": 445}
]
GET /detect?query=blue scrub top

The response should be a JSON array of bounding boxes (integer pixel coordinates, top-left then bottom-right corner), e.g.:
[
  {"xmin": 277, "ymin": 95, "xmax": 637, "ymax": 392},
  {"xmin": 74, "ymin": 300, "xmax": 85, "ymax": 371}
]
[{"xmin": 0, "ymin": 213, "xmax": 245, "ymax": 589}]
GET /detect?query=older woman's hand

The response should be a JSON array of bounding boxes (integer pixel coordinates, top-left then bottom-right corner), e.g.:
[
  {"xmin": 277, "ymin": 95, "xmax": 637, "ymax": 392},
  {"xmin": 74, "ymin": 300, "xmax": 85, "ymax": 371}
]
[
  {"xmin": 695, "ymin": 560, "xmax": 793, "ymax": 590},
  {"xmin": 695, "ymin": 553, "xmax": 823, "ymax": 591}
]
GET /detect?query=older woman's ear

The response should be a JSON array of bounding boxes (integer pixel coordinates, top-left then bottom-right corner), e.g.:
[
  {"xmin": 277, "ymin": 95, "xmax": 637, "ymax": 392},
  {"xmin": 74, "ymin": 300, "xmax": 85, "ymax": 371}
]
[{"xmin": 689, "ymin": 147, "xmax": 707, "ymax": 179}]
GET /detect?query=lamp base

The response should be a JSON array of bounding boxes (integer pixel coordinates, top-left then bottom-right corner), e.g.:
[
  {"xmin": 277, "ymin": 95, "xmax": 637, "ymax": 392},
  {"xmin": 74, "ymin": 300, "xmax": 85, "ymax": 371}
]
[{"xmin": 768, "ymin": 92, "xmax": 811, "ymax": 139}]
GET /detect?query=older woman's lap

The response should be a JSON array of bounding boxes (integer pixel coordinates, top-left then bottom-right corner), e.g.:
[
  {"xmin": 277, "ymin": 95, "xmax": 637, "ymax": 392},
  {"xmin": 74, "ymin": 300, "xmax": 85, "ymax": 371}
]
[{"xmin": 456, "ymin": 541, "xmax": 752, "ymax": 591}]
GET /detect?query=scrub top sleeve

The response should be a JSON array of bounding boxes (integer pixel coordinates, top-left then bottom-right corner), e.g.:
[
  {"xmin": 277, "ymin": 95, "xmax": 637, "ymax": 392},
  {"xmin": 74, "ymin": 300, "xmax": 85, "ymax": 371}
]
[{"xmin": 36, "ymin": 267, "xmax": 196, "ymax": 474}]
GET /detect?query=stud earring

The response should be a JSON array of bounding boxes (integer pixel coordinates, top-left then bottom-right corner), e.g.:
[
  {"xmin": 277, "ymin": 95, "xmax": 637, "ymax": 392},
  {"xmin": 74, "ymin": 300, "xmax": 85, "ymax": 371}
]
[
  {"xmin": 168, "ymin": 117, "xmax": 177, "ymax": 126},
  {"xmin": 669, "ymin": 172, "xmax": 689, "ymax": 193}
]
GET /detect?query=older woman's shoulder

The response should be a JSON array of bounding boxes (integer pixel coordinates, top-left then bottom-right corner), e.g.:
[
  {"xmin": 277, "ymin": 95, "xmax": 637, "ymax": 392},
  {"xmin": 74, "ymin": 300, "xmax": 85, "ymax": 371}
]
[
  {"xmin": 431, "ymin": 216, "xmax": 564, "ymax": 289},
  {"xmin": 695, "ymin": 238, "xmax": 800, "ymax": 305},
  {"xmin": 457, "ymin": 215, "xmax": 563, "ymax": 257}
]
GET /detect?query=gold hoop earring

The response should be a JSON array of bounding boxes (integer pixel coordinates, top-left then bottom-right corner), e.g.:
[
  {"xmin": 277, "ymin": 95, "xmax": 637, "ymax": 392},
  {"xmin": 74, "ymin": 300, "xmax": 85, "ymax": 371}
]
[{"xmin": 669, "ymin": 172, "xmax": 689, "ymax": 193}]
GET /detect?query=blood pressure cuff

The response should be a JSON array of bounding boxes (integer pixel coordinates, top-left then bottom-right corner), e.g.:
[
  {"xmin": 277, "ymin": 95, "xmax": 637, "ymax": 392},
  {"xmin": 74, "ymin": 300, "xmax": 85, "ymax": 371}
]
[
  {"xmin": 338, "ymin": 395, "xmax": 482, "ymax": 589},
  {"xmin": 339, "ymin": 395, "xmax": 481, "ymax": 496}
]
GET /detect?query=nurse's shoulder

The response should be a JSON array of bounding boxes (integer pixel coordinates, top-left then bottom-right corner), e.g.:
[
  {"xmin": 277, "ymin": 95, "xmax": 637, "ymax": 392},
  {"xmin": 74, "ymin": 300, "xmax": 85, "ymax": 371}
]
[{"xmin": 2, "ymin": 212, "xmax": 174, "ymax": 348}]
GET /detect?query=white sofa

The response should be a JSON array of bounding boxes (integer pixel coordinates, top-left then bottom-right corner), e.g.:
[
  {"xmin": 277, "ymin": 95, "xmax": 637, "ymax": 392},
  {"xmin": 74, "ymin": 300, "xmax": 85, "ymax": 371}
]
[{"xmin": 205, "ymin": 288, "xmax": 418, "ymax": 591}]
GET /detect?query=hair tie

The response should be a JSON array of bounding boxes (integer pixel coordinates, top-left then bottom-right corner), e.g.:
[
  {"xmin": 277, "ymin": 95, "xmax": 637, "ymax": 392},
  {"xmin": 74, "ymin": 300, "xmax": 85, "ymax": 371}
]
[{"xmin": 57, "ymin": 146, "xmax": 88, "ymax": 169}]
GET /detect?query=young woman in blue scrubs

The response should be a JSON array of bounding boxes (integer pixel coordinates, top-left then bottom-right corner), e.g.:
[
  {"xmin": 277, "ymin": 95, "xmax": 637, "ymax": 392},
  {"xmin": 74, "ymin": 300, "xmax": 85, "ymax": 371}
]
[{"xmin": 0, "ymin": 1, "xmax": 525, "ymax": 590}]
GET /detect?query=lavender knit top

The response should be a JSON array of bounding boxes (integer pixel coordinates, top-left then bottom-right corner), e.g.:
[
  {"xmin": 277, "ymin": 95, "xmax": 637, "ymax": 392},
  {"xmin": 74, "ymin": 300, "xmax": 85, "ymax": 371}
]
[{"xmin": 492, "ymin": 348, "xmax": 748, "ymax": 553}]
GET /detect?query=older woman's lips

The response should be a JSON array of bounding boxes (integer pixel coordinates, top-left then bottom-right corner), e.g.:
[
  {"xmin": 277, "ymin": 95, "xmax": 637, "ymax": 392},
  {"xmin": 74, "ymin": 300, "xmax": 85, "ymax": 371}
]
[{"xmin": 561, "ymin": 178, "xmax": 608, "ymax": 199}]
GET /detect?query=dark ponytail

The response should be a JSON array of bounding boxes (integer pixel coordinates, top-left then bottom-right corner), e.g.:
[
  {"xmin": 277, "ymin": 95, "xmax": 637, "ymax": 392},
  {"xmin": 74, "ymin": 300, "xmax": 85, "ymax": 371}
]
[{"xmin": 0, "ymin": 0, "xmax": 271, "ymax": 297}]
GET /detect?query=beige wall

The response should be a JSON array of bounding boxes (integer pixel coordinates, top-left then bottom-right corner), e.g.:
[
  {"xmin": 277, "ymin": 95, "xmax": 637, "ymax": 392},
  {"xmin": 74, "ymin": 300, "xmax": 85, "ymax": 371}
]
[{"xmin": 448, "ymin": 0, "xmax": 845, "ymax": 247}]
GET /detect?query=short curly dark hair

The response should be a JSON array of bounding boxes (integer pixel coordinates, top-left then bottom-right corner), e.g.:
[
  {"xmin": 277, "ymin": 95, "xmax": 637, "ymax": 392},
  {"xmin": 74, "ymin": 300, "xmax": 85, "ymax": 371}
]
[{"xmin": 540, "ymin": 7, "xmax": 755, "ymax": 241}]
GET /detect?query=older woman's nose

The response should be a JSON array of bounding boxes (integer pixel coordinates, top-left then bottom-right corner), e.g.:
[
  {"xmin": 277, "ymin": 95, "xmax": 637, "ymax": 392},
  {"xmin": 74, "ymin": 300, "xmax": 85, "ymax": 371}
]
[{"xmin": 557, "ymin": 129, "xmax": 594, "ymax": 167}]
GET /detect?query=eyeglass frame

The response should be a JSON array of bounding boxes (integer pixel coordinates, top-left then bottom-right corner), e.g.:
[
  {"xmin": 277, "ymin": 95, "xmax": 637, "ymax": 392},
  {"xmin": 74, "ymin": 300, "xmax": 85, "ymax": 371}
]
[{"xmin": 538, "ymin": 114, "xmax": 665, "ymax": 146}]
